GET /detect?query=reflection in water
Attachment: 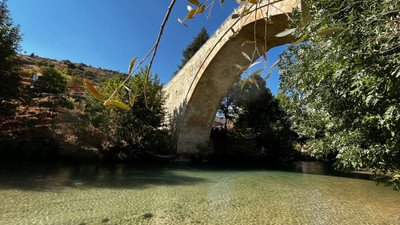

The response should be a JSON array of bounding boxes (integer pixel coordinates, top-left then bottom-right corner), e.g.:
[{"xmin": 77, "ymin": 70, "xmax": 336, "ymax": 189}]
[{"xmin": 0, "ymin": 161, "xmax": 399, "ymax": 224}]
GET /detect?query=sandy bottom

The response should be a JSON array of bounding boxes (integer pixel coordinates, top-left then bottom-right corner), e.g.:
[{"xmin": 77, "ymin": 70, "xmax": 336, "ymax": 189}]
[{"xmin": 0, "ymin": 162, "xmax": 399, "ymax": 224}]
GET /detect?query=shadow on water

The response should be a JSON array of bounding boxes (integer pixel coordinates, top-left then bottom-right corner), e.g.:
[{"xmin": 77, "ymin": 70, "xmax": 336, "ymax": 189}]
[
  {"xmin": 0, "ymin": 161, "xmax": 209, "ymax": 191},
  {"xmin": 0, "ymin": 160, "xmax": 373, "ymax": 191}
]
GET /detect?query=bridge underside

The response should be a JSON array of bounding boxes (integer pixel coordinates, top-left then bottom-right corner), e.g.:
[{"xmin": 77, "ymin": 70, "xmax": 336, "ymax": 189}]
[{"xmin": 163, "ymin": 1, "xmax": 297, "ymax": 154}]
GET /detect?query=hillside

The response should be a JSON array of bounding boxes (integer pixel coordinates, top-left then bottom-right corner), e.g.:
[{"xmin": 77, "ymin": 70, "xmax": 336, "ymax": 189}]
[{"xmin": 16, "ymin": 54, "xmax": 125, "ymax": 83}]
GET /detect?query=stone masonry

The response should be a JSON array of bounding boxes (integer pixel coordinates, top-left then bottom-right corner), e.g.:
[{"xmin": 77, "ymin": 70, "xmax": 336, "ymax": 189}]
[{"xmin": 163, "ymin": 0, "xmax": 298, "ymax": 154}]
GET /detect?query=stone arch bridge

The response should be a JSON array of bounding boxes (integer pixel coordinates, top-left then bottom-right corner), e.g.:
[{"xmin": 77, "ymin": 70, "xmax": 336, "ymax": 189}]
[{"xmin": 163, "ymin": 0, "xmax": 298, "ymax": 154}]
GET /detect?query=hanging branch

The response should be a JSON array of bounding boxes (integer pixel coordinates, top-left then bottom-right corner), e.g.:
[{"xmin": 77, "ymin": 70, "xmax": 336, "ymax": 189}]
[{"xmin": 144, "ymin": 0, "xmax": 177, "ymax": 110}]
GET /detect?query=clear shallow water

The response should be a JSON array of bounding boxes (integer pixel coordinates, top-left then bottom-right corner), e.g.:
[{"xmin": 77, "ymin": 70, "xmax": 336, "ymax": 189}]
[{"xmin": 0, "ymin": 161, "xmax": 399, "ymax": 225}]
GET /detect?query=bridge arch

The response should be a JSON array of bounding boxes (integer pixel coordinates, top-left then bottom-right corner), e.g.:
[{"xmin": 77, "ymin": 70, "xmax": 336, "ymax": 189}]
[{"xmin": 163, "ymin": 0, "xmax": 298, "ymax": 154}]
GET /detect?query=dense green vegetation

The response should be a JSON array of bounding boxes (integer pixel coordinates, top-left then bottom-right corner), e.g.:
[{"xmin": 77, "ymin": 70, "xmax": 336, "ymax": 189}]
[
  {"xmin": 0, "ymin": 0, "xmax": 22, "ymax": 117},
  {"xmin": 69, "ymin": 67, "xmax": 170, "ymax": 160},
  {"xmin": 278, "ymin": 0, "xmax": 400, "ymax": 187},
  {"xmin": 213, "ymin": 74, "xmax": 299, "ymax": 162}
]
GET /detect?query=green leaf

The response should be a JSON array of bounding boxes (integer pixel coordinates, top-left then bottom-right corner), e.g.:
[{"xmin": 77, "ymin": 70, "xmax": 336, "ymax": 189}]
[
  {"xmin": 301, "ymin": 0, "xmax": 310, "ymax": 26},
  {"xmin": 275, "ymin": 28, "xmax": 296, "ymax": 37},
  {"xmin": 294, "ymin": 34, "xmax": 308, "ymax": 45},
  {"xmin": 128, "ymin": 57, "xmax": 137, "ymax": 75},
  {"xmin": 84, "ymin": 79, "xmax": 105, "ymax": 102},
  {"xmin": 110, "ymin": 100, "xmax": 130, "ymax": 110},
  {"xmin": 187, "ymin": 0, "xmax": 199, "ymax": 6},
  {"xmin": 316, "ymin": 27, "xmax": 344, "ymax": 36}
]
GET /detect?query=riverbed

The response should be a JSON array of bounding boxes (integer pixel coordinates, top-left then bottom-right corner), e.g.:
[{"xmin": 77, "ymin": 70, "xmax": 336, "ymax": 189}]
[{"xmin": 0, "ymin": 161, "xmax": 399, "ymax": 224}]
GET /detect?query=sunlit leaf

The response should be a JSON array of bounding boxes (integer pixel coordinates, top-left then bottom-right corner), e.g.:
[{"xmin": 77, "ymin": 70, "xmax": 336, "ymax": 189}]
[
  {"xmin": 270, "ymin": 58, "xmax": 281, "ymax": 69},
  {"xmin": 301, "ymin": 0, "xmax": 310, "ymax": 26},
  {"xmin": 128, "ymin": 57, "xmax": 137, "ymax": 75},
  {"xmin": 129, "ymin": 92, "xmax": 135, "ymax": 106},
  {"xmin": 294, "ymin": 34, "xmax": 308, "ymax": 45},
  {"xmin": 242, "ymin": 51, "xmax": 251, "ymax": 61},
  {"xmin": 110, "ymin": 100, "xmax": 130, "ymax": 110},
  {"xmin": 124, "ymin": 86, "xmax": 135, "ymax": 106},
  {"xmin": 241, "ymin": 78, "xmax": 249, "ymax": 89},
  {"xmin": 316, "ymin": 27, "xmax": 344, "ymax": 36},
  {"xmin": 187, "ymin": 0, "xmax": 199, "ymax": 6},
  {"xmin": 198, "ymin": 4, "xmax": 205, "ymax": 13},
  {"xmin": 84, "ymin": 79, "xmax": 105, "ymax": 102},
  {"xmin": 250, "ymin": 60, "xmax": 261, "ymax": 68},
  {"xmin": 241, "ymin": 40, "xmax": 255, "ymax": 47},
  {"xmin": 241, "ymin": 8, "xmax": 250, "ymax": 17},
  {"xmin": 186, "ymin": 9, "xmax": 197, "ymax": 19},
  {"xmin": 251, "ymin": 76, "xmax": 259, "ymax": 89},
  {"xmin": 187, "ymin": 5, "xmax": 193, "ymax": 11},
  {"xmin": 104, "ymin": 100, "xmax": 112, "ymax": 106},
  {"xmin": 275, "ymin": 28, "xmax": 296, "ymax": 37}
]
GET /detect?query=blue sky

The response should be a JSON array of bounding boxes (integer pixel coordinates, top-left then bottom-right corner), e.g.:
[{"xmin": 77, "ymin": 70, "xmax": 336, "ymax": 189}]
[{"xmin": 8, "ymin": 0, "xmax": 285, "ymax": 95}]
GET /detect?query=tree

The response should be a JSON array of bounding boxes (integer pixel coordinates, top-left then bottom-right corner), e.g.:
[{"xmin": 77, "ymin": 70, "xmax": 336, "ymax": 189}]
[
  {"xmin": 173, "ymin": 26, "xmax": 209, "ymax": 76},
  {"xmin": 33, "ymin": 67, "xmax": 73, "ymax": 135},
  {"xmin": 218, "ymin": 77, "xmax": 242, "ymax": 129},
  {"xmin": 0, "ymin": 0, "xmax": 22, "ymax": 117},
  {"xmin": 278, "ymin": 0, "xmax": 400, "ymax": 187},
  {"xmin": 215, "ymin": 74, "xmax": 298, "ymax": 161},
  {"xmin": 84, "ymin": 67, "xmax": 169, "ymax": 160}
]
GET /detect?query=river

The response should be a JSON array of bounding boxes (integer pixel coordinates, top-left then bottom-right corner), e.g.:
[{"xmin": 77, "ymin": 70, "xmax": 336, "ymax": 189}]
[{"xmin": 0, "ymin": 161, "xmax": 399, "ymax": 224}]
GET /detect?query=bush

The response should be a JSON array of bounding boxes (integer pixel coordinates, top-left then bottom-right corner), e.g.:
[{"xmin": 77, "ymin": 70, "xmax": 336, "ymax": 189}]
[
  {"xmin": 82, "ymin": 67, "xmax": 171, "ymax": 160},
  {"xmin": 35, "ymin": 60, "xmax": 47, "ymax": 67},
  {"xmin": 83, "ymin": 70, "xmax": 92, "ymax": 77}
]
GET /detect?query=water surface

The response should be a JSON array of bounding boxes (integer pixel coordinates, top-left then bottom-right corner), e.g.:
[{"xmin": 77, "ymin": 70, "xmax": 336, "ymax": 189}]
[{"xmin": 0, "ymin": 161, "xmax": 399, "ymax": 224}]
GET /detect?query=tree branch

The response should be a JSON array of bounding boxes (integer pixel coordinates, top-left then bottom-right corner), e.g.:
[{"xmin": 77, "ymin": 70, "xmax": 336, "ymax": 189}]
[{"xmin": 144, "ymin": 0, "xmax": 177, "ymax": 110}]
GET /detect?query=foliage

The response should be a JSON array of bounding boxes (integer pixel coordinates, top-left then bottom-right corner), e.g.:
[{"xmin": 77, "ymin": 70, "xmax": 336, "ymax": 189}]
[
  {"xmin": 215, "ymin": 74, "xmax": 298, "ymax": 161},
  {"xmin": 67, "ymin": 75, "xmax": 84, "ymax": 88},
  {"xmin": 32, "ymin": 67, "xmax": 73, "ymax": 131},
  {"xmin": 173, "ymin": 26, "xmax": 209, "ymax": 76},
  {"xmin": 0, "ymin": 0, "xmax": 22, "ymax": 117},
  {"xmin": 278, "ymin": 0, "xmax": 400, "ymax": 186},
  {"xmin": 218, "ymin": 77, "xmax": 242, "ymax": 128},
  {"xmin": 83, "ymin": 67, "xmax": 170, "ymax": 160}
]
